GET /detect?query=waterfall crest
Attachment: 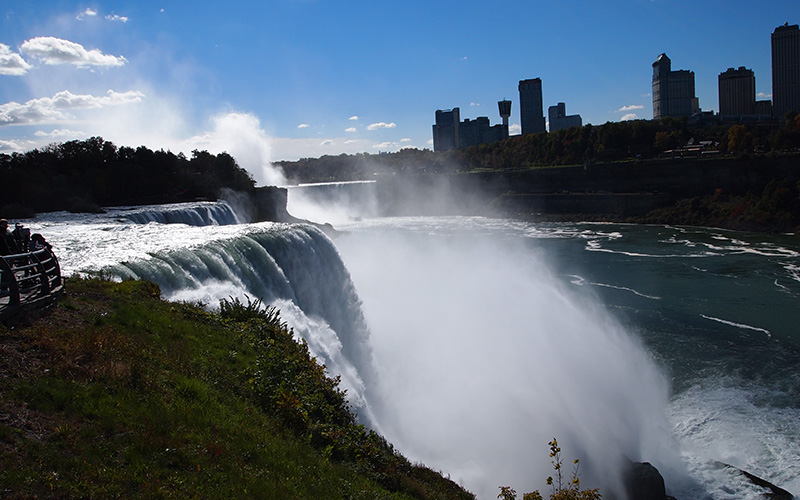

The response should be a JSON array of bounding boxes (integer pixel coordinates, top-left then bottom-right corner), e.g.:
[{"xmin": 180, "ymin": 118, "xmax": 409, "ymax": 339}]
[{"xmin": 121, "ymin": 201, "xmax": 242, "ymax": 226}]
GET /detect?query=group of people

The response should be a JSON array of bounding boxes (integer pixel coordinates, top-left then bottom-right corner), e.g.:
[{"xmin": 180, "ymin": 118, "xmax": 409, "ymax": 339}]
[{"xmin": 1, "ymin": 219, "xmax": 50, "ymax": 256}]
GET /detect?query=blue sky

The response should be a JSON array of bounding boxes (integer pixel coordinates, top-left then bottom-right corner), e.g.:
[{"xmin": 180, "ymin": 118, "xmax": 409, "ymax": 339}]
[{"xmin": 0, "ymin": 1, "xmax": 795, "ymax": 182}]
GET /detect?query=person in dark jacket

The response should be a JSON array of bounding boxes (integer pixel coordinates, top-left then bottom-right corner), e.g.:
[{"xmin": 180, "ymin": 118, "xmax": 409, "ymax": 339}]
[{"xmin": 0, "ymin": 219, "xmax": 19, "ymax": 256}]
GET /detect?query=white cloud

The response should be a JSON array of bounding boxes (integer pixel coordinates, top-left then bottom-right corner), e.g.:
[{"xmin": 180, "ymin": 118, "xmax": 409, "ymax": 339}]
[
  {"xmin": 0, "ymin": 89, "xmax": 144, "ymax": 125},
  {"xmin": 0, "ymin": 44, "xmax": 31, "ymax": 76},
  {"xmin": 344, "ymin": 139, "xmax": 356, "ymax": 144},
  {"xmin": 470, "ymin": 102, "xmax": 480, "ymax": 107},
  {"xmin": 509, "ymin": 123, "xmax": 521, "ymax": 135},
  {"xmin": 348, "ymin": 115, "xmax": 358, "ymax": 121},
  {"xmin": 76, "ymin": 8, "xmax": 98, "ymax": 20},
  {"xmin": 105, "ymin": 14, "xmax": 129, "ymax": 23},
  {"xmin": 372, "ymin": 141, "xmax": 398, "ymax": 149},
  {"xmin": 757, "ymin": 92, "xmax": 772, "ymax": 99},
  {"xmin": 400, "ymin": 138, "xmax": 411, "ymax": 143},
  {"xmin": 0, "ymin": 138, "xmax": 36, "ymax": 152},
  {"xmin": 20, "ymin": 37, "xmax": 127, "ymax": 68},
  {"xmin": 320, "ymin": 139, "xmax": 334, "ymax": 146},
  {"xmin": 617, "ymin": 104, "xmax": 644, "ymax": 112},
  {"xmin": 621, "ymin": 113, "xmax": 639, "ymax": 121},
  {"xmin": 297, "ymin": 123, "xmax": 310, "ymax": 129},
  {"xmin": 34, "ymin": 128, "xmax": 86, "ymax": 138},
  {"xmin": 345, "ymin": 127, "xmax": 357, "ymax": 133},
  {"xmin": 367, "ymin": 121, "xmax": 396, "ymax": 131}
]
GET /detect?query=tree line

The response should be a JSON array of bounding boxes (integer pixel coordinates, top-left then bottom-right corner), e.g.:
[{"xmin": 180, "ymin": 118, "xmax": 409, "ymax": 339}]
[
  {"xmin": 278, "ymin": 114, "xmax": 800, "ymax": 183},
  {"xmin": 0, "ymin": 137, "xmax": 256, "ymax": 217}
]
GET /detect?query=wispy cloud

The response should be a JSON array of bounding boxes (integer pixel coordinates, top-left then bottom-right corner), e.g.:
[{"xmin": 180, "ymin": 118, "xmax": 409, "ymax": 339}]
[
  {"xmin": 297, "ymin": 123, "xmax": 310, "ymax": 129},
  {"xmin": 21, "ymin": 37, "xmax": 127, "ymax": 67},
  {"xmin": 0, "ymin": 43, "xmax": 31, "ymax": 75},
  {"xmin": 320, "ymin": 139, "xmax": 334, "ymax": 146},
  {"xmin": 367, "ymin": 121, "xmax": 396, "ymax": 131},
  {"xmin": 617, "ymin": 104, "xmax": 644, "ymax": 112},
  {"xmin": 400, "ymin": 138, "xmax": 411, "ymax": 142},
  {"xmin": 757, "ymin": 92, "xmax": 772, "ymax": 99},
  {"xmin": 345, "ymin": 127, "xmax": 356, "ymax": 132},
  {"xmin": 34, "ymin": 128, "xmax": 86, "ymax": 138},
  {"xmin": 348, "ymin": 115, "xmax": 358, "ymax": 121},
  {"xmin": 105, "ymin": 14, "xmax": 129, "ymax": 23},
  {"xmin": 621, "ymin": 113, "xmax": 639, "ymax": 121},
  {"xmin": 0, "ymin": 89, "xmax": 144, "ymax": 125},
  {"xmin": 76, "ymin": 8, "xmax": 97, "ymax": 20}
]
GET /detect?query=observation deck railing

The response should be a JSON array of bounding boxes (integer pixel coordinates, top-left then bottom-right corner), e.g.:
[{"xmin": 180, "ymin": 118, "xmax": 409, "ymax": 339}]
[{"xmin": 0, "ymin": 247, "xmax": 64, "ymax": 324}]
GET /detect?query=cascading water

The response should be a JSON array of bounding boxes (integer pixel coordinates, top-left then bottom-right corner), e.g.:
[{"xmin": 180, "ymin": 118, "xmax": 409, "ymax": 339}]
[
  {"xmin": 117, "ymin": 201, "xmax": 242, "ymax": 226},
  {"xmin": 331, "ymin": 219, "xmax": 684, "ymax": 500}
]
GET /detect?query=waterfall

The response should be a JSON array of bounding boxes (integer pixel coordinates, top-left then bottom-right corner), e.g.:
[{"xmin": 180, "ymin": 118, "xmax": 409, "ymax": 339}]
[
  {"xmin": 120, "ymin": 201, "xmax": 242, "ymax": 226},
  {"xmin": 107, "ymin": 224, "xmax": 378, "ymax": 421}
]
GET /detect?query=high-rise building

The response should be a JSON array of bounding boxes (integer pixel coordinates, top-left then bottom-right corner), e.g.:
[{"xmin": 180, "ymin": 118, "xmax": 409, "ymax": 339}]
[
  {"xmin": 432, "ymin": 108, "xmax": 460, "ymax": 151},
  {"xmin": 519, "ymin": 78, "xmax": 546, "ymax": 134},
  {"xmin": 772, "ymin": 23, "xmax": 800, "ymax": 119},
  {"xmin": 719, "ymin": 67, "xmax": 756, "ymax": 117},
  {"xmin": 548, "ymin": 102, "xmax": 582, "ymax": 132},
  {"xmin": 652, "ymin": 53, "xmax": 699, "ymax": 119},
  {"xmin": 432, "ymin": 104, "xmax": 508, "ymax": 151}
]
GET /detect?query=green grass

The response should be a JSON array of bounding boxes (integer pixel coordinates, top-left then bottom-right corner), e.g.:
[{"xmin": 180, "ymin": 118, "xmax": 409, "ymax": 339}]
[{"xmin": 0, "ymin": 277, "xmax": 474, "ymax": 500}]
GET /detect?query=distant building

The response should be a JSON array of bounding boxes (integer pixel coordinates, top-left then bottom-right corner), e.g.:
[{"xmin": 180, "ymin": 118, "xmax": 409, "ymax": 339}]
[
  {"xmin": 772, "ymin": 23, "xmax": 800, "ymax": 119},
  {"xmin": 432, "ymin": 103, "xmax": 510, "ymax": 151},
  {"xmin": 519, "ymin": 78, "xmax": 546, "ymax": 134},
  {"xmin": 498, "ymin": 99, "xmax": 512, "ymax": 140},
  {"xmin": 719, "ymin": 67, "xmax": 755, "ymax": 117},
  {"xmin": 652, "ymin": 53, "xmax": 699, "ymax": 119},
  {"xmin": 718, "ymin": 67, "xmax": 773, "ymax": 122},
  {"xmin": 432, "ymin": 108, "xmax": 460, "ymax": 151},
  {"xmin": 548, "ymin": 102, "xmax": 582, "ymax": 132}
]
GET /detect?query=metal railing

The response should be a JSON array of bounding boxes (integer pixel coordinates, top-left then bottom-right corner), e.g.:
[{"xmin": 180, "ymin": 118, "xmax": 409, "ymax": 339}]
[{"xmin": 0, "ymin": 247, "xmax": 63, "ymax": 319}]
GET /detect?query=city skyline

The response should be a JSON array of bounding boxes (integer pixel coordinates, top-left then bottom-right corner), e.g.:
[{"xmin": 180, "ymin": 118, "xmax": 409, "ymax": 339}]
[{"xmin": 0, "ymin": 1, "xmax": 796, "ymax": 177}]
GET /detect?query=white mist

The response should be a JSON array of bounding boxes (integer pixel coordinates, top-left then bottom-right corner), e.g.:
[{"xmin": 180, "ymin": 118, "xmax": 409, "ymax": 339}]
[{"xmin": 334, "ymin": 218, "xmax": 683, "ymax": 500}]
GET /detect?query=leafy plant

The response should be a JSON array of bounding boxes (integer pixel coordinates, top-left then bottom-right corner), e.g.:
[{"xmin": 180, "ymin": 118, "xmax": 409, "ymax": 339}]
[
  {"xmin": 499, "ymin": 438, "xmax": 601, "ymax": 500},
  {"xmin": 218, "ymin": 294, "xmax": 285, "ymax": 327}
]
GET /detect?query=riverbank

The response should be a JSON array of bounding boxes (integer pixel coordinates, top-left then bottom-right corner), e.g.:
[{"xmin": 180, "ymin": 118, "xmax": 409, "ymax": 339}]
[{"xmin": 0, "ymin": 277, "xmax": 474, "ymax": 500}]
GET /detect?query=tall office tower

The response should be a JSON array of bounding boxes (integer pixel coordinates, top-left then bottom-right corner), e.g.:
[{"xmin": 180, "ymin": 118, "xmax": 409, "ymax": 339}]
[
  {"xmin": 518, "ymin": 78, "xmax": 546, "ymax": 134},
  {"xmin": 652, "ymin": 53, "xmax": 671, "ymax": 119},
  {"xmin": 772, "ymin": 23, "xmax": 800, "ymax": 119},
  {"xmin": 498, "ymin": 100, "xmax": 511, "ymax": 139},
  {"xmin": 719, "ymin": 67, "xmax": 756, "ymax": 117},
  {"xmin": 432, "ymin": 108, "xmax": 460, "ymax": 152},
  {"xmin": 652, "ymin": 53, "xmax": 698, "ymax": 119}
]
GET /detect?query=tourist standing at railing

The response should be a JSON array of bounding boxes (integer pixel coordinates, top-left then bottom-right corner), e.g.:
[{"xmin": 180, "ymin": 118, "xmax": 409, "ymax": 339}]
[
  {"xmin": 12, "ymin": 223, "xmax": 30, "ymax": 253},
  {"xmin": 0, "ymin": 219, "xmax": 19, "ymax": 256}
]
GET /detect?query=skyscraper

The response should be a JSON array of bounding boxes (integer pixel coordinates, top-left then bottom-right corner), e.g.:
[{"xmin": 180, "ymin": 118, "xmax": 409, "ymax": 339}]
[
  {"xmin": 518, "ymin": 78, "xmax": 545, "ymax": 135},
  {"xmin": 652, "ymin": 53, "xmax": 699, "ymax": 119},
  {"xmin": 719, "ymin": 67, "xmax": 756, "ymax": 118},
  {"xmin": 432, "ymin": 108, "xmax": 460, "ymax": 151},
  {"xmin": 772, "ymin": 23, "xmax": 800, "ymax": 119}
]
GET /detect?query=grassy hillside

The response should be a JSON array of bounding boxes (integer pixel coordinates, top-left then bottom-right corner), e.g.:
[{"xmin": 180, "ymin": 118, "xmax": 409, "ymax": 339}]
[{"xmin": 0, "ymin": 278, "xmax": 474, "ymax": 500}]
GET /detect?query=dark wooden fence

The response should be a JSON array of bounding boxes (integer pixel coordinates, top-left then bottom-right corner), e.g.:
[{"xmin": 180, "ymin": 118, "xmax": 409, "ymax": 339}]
[{"xmin": 0, "ymin": 247, "xmax": 64, "ymax": 324}]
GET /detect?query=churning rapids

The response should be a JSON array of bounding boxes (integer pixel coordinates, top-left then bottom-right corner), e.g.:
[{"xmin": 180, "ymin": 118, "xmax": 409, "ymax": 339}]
[{"xmin": 19, "ymin": 191, "xmax": 800, "ymax": 500}]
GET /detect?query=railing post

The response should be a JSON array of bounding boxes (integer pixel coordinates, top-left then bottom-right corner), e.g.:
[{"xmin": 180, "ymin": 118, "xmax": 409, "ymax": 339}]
[
  {"xmin": 29, "ymin": 250, "xmax": 51, "ymax": 295},
  {"xmin": 0, "ymin": 255, "xmax": 21, "ymax": 306}
]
